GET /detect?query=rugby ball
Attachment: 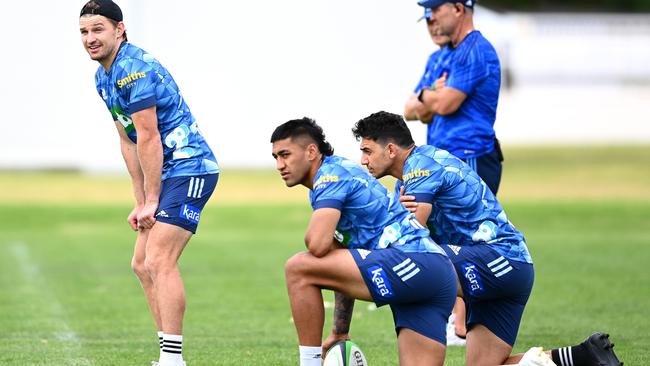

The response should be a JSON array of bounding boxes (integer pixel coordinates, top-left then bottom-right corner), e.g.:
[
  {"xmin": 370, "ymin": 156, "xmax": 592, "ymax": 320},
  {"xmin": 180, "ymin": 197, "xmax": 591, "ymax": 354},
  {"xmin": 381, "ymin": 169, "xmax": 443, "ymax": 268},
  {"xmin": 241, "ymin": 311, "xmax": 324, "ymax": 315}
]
[{"xmin": 324, "ymin": 340, "xmax": 368, "ymax": 366}]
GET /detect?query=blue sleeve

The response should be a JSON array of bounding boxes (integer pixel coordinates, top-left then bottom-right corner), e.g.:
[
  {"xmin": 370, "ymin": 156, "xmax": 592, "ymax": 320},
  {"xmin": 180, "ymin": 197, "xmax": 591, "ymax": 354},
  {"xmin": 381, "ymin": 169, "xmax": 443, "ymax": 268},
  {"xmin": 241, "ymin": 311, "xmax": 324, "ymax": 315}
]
[
  {"xmin": 114, "ymin": 59, "xmax": 157, "ymax": 113},
  {"xmin": 413, "ymin": 65, "xmax": 429, "ymax": 93},
  {"xmin": 413, "ymin": 52, "xmax": 440, "ymax": 93},
  {"xmin": 445, "ymin": 47, "xmax": 488, "ymax": 95},
  {"xmin": 311, "ymin": 169, "xmax": 349, "ymax": 211},
  {"xmin": 402, "ymin": 155, "xmax": 443, "ymax": 204}
]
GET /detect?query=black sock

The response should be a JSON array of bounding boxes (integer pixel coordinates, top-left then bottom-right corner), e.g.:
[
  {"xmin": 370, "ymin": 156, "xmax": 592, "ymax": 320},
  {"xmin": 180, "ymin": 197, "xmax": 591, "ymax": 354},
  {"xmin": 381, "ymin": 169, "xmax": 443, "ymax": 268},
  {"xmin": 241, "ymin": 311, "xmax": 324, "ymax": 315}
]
[{"xmin": 551, "ymin": 344, "xmax": 591, "ymax": 366}]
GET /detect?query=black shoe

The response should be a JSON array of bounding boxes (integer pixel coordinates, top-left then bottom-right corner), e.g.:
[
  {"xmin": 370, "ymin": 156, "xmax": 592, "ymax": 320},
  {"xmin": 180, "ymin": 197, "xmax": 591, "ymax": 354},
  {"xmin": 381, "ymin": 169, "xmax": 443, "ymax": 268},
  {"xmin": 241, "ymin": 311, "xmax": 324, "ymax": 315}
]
[{"xmin": 582, "ymin": 332, "xmax": 623, "ymax": 366}]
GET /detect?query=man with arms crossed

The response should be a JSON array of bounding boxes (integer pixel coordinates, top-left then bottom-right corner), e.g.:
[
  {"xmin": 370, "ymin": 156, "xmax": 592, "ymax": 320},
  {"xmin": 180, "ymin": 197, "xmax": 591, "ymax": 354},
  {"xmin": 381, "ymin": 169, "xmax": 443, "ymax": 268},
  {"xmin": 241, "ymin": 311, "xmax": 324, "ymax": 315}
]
[
  {"xmin": 352, "ymin": 111, "xmax": 622, "ymax": 366},
  {"xmin": 404, "ymin": 0, "xmax": 504, "ymax": 196},
  {"xmin": 271, "ymin": 118, "xmax": 457, "ymax": 366},
  {"xmin": 80, "ymin": 1, "xmax": 219, "ymax": 365}
]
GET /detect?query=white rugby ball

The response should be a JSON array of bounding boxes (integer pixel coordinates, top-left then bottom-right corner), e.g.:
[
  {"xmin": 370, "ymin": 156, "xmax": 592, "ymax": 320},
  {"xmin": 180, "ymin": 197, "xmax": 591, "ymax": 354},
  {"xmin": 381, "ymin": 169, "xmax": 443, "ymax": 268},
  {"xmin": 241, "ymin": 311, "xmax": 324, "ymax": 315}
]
[{"xmin": 324, "ymin": 340, "xmax": 368, "ymax": 366}]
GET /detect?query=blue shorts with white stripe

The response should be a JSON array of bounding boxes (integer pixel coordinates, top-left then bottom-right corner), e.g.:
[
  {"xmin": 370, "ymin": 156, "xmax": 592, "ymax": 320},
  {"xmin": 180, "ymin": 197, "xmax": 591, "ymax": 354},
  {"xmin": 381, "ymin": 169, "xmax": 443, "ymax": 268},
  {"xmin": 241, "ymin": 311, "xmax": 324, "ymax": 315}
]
[
  {"xmin": 155, "ymin": 174, "xmax": 219, "ymax": 234},
  {"xmin": 441, "ymin": 244, "xmax": 534, "ymax": 346},
  {"xmin": 350, "ymin": 247, "xmax": 457, "ymax": 345}
]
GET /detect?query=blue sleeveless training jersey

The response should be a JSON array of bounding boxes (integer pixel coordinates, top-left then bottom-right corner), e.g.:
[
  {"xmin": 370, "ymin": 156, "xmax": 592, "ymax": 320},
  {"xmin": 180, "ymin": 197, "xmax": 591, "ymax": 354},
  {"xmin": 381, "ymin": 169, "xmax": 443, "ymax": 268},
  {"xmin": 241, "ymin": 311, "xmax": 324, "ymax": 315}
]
[
  {"xmin": 395, "ymin": 146, "xmax": 531, "ymax": 263},
  {"xmin": 95, "ymin": 42, "xmax": 219, "ymax": 180},
  {"xmin": 426, "ymin": 31, "xmax": 501, "ymax": 159},
  {"xmin": 310, "ymin": 155, "xmax": 444, "ymax": 255}
]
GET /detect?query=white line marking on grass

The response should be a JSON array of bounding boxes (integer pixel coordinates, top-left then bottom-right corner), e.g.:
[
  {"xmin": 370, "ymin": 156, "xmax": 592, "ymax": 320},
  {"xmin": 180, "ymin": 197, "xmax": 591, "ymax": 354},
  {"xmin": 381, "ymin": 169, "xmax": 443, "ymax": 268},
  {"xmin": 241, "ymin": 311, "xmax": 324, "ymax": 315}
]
[{"xmin": 11, "ymin": 242, "xmax": 91, "ymax": 366}]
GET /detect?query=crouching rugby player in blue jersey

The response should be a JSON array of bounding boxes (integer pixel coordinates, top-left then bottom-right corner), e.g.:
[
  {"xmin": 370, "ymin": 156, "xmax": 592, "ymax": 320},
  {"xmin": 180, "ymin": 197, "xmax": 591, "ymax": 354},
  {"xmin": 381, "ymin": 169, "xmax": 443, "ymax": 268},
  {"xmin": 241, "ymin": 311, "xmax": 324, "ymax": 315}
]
[
  {"xmin": 352, "ymin": 111, "xmax": 623, "ymax": 366},
  {"xmin": 80, "ymin": 1, "xmax": 219, "ymax": 365},
  {"xmin": 271, "ymin": 118, "xmax": 457, "ymax": 366}
]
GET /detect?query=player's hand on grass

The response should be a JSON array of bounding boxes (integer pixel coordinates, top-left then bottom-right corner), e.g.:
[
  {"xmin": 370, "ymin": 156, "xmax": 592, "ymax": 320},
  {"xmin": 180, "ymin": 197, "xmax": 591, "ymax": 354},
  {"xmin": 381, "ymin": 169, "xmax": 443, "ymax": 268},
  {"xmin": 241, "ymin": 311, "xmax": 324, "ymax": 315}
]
[
  {"xmin": 322, "ymin": 333, "xmax": 350, "ymax": 358},
  {"xmin": 137, "ymin": 201, "xmax": 159, "ymax": 230},
  {"xmin": 399, "ymin": 186, "xmax": 418, "ymax": 213},
  {"xmin": 127, "ymin": 204, "xmax": 143, "ymax": 231}
]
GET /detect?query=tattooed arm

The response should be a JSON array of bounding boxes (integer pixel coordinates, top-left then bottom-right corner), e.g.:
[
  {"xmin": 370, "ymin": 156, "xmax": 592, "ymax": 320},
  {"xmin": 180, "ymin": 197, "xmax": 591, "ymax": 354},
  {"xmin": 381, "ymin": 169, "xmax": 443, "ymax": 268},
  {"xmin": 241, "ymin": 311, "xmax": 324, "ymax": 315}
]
[
  {"xmin": 333, "ymin": 292, "xmax": 355, "ymax": 335},
  {"xmin": 322, "ymin": 292, "xmax": 355, "ymax": 353}
]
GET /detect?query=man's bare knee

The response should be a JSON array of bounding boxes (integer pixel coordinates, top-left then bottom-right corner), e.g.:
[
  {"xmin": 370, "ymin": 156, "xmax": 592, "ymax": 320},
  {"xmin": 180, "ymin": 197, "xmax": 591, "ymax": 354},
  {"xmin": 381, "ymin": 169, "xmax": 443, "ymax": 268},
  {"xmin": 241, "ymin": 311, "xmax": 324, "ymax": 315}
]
[
  {"xmin": 285, "ymin": 252, "xmax": 317, "ymax": 290},
  {"xmin": 131, "ymin": 256, "xmax": 148, "ymax": 280}
]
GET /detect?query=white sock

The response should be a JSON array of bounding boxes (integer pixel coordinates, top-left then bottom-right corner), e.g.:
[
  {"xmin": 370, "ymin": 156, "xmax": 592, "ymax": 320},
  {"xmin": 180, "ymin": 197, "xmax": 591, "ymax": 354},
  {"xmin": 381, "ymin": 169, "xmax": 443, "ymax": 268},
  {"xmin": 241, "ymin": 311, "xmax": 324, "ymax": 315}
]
[
  {"xmin": 160, "ymin": 334, "xmax": 183, "ymax": 366},
  {"xmin": 158, "ymin": 331, "xmax": 164, "ymax": 359},
  {"xmin": 299, "ymin": 345, "xmax": 323, "ymax": 366}
]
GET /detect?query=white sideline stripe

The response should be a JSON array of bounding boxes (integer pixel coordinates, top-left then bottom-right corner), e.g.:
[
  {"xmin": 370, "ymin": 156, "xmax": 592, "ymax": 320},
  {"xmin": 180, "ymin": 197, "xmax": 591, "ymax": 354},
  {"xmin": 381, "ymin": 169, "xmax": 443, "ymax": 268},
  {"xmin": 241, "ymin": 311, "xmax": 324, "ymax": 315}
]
[
  {"xmin": 494, "ymin": 266, "xmax": 513, "ymax": 278},
  {"xmin": 490, "ymin": 260, "xmax": 510, "ymax": 272},
  {"xmin": 401, "ymin": 267, "xmax": 421, "ymax": 281},
  {"xmin": 487, "ymin": 256, "xmax": 505, "ymax": 267},
  {"xmin": 10, "ymin": 242, "xmax": 91, "ymax": 365}
]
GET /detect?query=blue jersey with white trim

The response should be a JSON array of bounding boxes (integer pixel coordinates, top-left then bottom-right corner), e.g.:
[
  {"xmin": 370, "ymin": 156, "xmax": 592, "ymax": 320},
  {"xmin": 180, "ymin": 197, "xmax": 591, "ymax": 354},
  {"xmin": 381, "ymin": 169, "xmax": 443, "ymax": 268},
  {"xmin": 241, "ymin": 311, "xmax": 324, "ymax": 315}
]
[
  {"xmin": 95, "ymin": 42, "xmax": 219, "ymax": 180},
  {"xmin": 395, "ymin": 146, "xmax": 531, "ymax": 263},
  {"xmin": 423, "ymin": 31, "xmax": 500, "ymax": 158},
  {"xmin": 310, "ymin": 155, "xmax": 444, "ymax": 254}
]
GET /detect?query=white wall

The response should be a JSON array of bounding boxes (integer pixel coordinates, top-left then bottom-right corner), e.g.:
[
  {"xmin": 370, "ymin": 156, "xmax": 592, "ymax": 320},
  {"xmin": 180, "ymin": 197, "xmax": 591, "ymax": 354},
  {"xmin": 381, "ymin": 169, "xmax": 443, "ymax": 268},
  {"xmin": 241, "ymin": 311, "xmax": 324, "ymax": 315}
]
[{"xmin": 0, "ymin": 1, "xmax": 648, "ymax": 172}]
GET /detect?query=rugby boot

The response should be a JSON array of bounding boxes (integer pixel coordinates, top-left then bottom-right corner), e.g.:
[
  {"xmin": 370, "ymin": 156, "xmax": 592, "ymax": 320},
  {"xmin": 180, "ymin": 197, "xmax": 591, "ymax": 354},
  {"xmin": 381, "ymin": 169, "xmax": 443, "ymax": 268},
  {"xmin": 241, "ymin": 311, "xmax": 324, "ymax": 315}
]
[{"xmin": 581, "ymin": 332, "xmax": 623, "ymax": 366}]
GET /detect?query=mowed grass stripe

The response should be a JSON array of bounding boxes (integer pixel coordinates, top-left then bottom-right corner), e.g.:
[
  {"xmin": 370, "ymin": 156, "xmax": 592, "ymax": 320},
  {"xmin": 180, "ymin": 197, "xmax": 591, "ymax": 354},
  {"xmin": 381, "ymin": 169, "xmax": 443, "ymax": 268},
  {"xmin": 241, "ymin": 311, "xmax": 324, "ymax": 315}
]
[{"xmin": 4, "ymin": 242, "xmax": 91, "ymax": 366}]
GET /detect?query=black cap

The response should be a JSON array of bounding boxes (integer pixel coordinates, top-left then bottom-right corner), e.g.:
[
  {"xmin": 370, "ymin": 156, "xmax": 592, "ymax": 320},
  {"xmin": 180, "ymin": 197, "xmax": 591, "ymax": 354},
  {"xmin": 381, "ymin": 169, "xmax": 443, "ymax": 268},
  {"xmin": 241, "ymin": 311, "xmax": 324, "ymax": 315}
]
[{"xmin": 80, "ymin": 0, "xmax": 123, "ymax": 22}]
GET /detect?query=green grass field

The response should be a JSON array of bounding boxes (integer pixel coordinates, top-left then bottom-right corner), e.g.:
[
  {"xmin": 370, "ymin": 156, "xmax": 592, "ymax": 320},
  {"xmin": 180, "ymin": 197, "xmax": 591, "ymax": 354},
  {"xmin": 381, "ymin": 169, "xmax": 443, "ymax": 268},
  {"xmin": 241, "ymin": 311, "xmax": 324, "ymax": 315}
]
[{"xmin": 1, "ymin": 145, "xmax": 649, "ymax": 365}]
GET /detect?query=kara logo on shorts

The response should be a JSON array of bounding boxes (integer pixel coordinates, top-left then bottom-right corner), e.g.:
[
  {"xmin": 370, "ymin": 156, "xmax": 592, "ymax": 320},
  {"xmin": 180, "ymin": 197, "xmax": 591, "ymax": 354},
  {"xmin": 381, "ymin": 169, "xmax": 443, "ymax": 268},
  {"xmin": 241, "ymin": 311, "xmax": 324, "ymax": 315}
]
[
  {"xmin": 181, "ymin": 204, "xmax": 201, "ymax": 224},
  {"xmin": 368, "ymin": 266, "xmax": 394, "ymax": 298},
  {"xmin": 462, "ymin": 263, "xmax": 483, "ymax": 294}
]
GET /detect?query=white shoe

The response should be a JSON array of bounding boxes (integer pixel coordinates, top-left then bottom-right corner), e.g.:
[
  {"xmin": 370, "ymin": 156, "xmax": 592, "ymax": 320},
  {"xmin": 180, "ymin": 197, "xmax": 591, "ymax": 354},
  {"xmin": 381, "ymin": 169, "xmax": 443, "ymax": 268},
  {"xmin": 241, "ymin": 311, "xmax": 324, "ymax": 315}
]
[
  {"xmin": 517, "ymin": 347, "xmax": 557, "ymax": 366},
  {"xmin": 446, "ymin": 314, "xmax": 466, "ymax": 346}
]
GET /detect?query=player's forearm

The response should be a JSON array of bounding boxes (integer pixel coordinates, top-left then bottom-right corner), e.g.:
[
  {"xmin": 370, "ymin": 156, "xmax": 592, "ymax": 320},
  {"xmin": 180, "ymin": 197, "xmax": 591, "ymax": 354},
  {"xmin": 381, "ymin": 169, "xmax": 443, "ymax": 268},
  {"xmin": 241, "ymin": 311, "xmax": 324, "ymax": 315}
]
[
  {"xmin": 404, "ymin": 95, "xmax": 420, "ymax": 121},
  {"xmin": 120, "ymin": 139, "xmax": 146, "ymax": 205},
  {"xmin": 136, "ymin": 134, "xmax": 163, "ymax": 204},
  {"xmin": 405, "ymin": 94, "xmax": 434, "ymax": 123},
  {"xmin": 332, "ymin": 292, "xmax": 355, "ymax": 335},
  {"xmin": 421, "ymin": 87, "xmax": 464, "ymax": 116}
]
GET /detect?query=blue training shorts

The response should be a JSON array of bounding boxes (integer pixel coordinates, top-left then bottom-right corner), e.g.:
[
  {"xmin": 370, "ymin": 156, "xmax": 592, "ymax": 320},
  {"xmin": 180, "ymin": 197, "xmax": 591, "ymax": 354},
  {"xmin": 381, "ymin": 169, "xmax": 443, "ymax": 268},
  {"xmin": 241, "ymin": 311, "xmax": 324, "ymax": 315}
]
[
  {"xmin": 155, "ymin": 174, "xmax": 219, "ymax": 234},
  {"xmin": 351, "ymin": 247, "xmax": 457, "ymax": 345},
  {"xmin": 463, "ymin": 140, "xmax": 503, "ymax": 195},
  {"xmin": 441, "ymin": 244, "xmax": 534, "ymax": 346}
]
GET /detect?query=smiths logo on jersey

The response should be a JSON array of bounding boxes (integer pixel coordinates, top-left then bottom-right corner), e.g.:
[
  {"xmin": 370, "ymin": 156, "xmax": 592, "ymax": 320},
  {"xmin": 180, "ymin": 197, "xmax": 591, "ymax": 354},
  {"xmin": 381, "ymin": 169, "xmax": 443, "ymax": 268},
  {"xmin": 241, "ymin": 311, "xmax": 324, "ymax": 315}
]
[
  {"xmin": 402, "ymin": 169, "xmax": 430, "ymax": 183},
  {"xmin": 117, "ymin": 71, "xmax": 147, "ymax": 89},
  {"xmin": 314, "ymin": 174, "xmax": 339, "ymax": 190}
]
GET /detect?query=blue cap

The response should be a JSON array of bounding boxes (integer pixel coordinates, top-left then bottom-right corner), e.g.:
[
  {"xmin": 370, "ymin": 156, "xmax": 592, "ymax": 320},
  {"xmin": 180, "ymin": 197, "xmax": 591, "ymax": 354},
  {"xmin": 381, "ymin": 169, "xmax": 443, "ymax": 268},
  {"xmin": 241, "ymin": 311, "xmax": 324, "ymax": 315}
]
[
  {"xmin": 418, "ymin": 8, "xmax": 433, "ymax": 22},
  {"xmin": 418, "ymin": 0, "xmax": 475, "ymax": 10}
]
